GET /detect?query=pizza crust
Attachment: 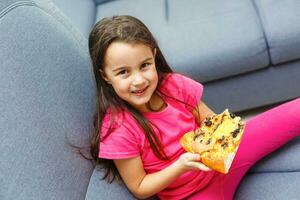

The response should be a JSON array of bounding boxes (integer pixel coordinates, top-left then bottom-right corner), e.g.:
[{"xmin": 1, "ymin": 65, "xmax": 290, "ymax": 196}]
[{"xmin": 180, "ymin": 109, "xmax": 245, "ymax": 174}]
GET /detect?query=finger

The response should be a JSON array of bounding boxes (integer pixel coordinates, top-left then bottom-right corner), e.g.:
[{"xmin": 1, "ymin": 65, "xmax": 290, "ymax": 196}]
[
  {"xmin": 190, "ymin": 162, "xmax": 211, "ymax": 171},
  {"xmin": 186, "ymin": 153, "xmax": 201, "ymax": 161}
]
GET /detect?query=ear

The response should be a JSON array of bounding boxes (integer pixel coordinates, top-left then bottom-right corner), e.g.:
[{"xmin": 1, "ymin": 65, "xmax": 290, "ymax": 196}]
[{"xmin": 99, "ymin": 69, "xmax": 111, "ymax": 84}]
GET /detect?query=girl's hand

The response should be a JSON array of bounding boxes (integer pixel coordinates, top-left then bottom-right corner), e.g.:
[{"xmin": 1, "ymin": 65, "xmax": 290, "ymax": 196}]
[{"xmin": 176, "ymin": 152, "xmax": 212, "ymax": 172}]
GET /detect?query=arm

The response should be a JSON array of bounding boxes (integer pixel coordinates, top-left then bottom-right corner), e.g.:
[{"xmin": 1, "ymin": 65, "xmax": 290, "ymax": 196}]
[
  {"xmin": 191, "ymin": 100, "xmax": 216, "ymax": 125},
  {"xmin": 114, "ymin": 154, "xmax": 210, "ymax": 199}
]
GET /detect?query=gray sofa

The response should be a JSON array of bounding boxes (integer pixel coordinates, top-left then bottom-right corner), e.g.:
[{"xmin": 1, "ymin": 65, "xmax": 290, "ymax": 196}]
[{"xmin": 1, "ymin": 0, "xmax": 300, "ymax": 199}]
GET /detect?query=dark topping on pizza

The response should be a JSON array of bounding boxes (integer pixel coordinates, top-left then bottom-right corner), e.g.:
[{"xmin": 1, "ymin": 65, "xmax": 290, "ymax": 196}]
[
  {"xmin": 194, "ymin": 130, "xmax": 205, "ymax": 141},
  {"xmin": 217, "ymin": 135, "xmax": 225, "ymax": 143},
  {"xmin": 238, "ymin": 124, "xmax": 244, "ymax": 129},
  {"xmin": 206, "ymin": 138, "xmax": 212, "ymax": 145},
  {"xmin": 204, "ymin": 120, "xmax": 212, "ymax": 127},
  {"xmin": 230, "ymin": 112, "xmax": 236, "ymax": 118},
  {"xmin": 221, "ymin": 142, "xmax": 228, "ymax": 148},
  {"xmin": 231, "ymin": 129, "xmax": 240, "ymax": 138},
  {"xmin": 193, "ymin": 134, "xmax": 200, "ymax": 140},
  {"xmin": 206, "ymin": 117, "xmax": 211, "ymax": 121}
]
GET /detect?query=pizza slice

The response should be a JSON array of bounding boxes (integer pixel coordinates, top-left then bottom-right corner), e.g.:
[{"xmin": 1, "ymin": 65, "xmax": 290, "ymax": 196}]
[{"xmin": 180, "ymin": 109, "xmax": 245, "ymax": 174}]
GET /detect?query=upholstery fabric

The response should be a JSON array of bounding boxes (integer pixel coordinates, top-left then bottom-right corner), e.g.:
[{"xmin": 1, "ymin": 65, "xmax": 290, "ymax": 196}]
[
  {"xmin": 203, "ymin": 61, "xmax": 300, "ymax": 113},
  {"xmin": 0, "ymin": 0, "xmax": 96, "ymax": 199},
  {"xmin": 235, "ymin": 172, "xmax": 300, "ymax": 199},
  {"xmin": 160, "ymin": 0, "xmax": 269, "ymax": 82},
  {"xmin": 85, "ymin": 169, "xmax": 137, "ymax": 200},
  {"xmin": 52, "ymin": 0, "xmax": 96, "ymax": 37},
  {"xmin": 249, "ymin": 136, "xmax": 300, "ymax": 173},
  {"xmin": 96, "ymin": 0, "xmax": 167, "ymax": 40},
  {"xmin": 254, "ymin": 0, "xmax": 300, "ymax": 65}
]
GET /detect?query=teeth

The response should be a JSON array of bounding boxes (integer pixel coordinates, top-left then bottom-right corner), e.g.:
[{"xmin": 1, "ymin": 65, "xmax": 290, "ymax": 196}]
[
  {"xmin": 133, "ymin": 88, "xmax": 146, "ymax": 93},
  {"xmin": 135, "ymin": 89, "xmax": 143, "ymax": 93}
]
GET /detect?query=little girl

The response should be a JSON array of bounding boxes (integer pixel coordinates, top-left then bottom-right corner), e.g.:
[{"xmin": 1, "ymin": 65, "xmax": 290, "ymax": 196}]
[{"xmin": 88, "ymin": 15, "xmax": 300, "ymax": 200}]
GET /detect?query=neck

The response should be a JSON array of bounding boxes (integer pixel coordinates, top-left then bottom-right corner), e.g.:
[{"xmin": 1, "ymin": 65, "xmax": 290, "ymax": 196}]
[{"xmin": 146, "ymin": 92, "xmax": 166, "ymax": 112}]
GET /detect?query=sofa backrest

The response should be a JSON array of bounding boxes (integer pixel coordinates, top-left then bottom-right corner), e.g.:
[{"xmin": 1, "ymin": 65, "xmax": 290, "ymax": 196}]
[
  {"xmin": 0, "ymin": 0, "xmax": 96, "ymax": 199},
  {"xmin": 53, "ymin": 0, "xmax": 272, "ymax": 84}
]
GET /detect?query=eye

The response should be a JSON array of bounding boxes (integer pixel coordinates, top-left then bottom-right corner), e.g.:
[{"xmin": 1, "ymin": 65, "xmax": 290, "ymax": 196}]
[
  {"xmin": 116, "ymin": 69, "xmax": 127, "ymax": 76},
  {"xmin": 141, "ymin": 62, "xmax": 151, "ymax": 69}
]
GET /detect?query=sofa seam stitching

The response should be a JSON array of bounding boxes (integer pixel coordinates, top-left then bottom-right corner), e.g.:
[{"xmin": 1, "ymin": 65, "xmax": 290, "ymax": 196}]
[
  {"xmin": 165, "ymin": 0, "xmax": 169, "ymax": 22},
  {"xmin": 0, "ymin": 1, "xmax": 36, "ymax": 18},
  {"xmin": 91, "ymin": 0, "xmax": 97, "ymax": 30},
  {"xmin": 0, "ymin": 0, "xmax": 89, "ymax": 56},
  {"xmin": 250, "ymin": 0, "xmax": 273, "ymax": 66}
]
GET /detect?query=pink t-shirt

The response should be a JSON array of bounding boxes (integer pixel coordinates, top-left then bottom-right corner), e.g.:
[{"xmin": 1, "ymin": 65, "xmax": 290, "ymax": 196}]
[{"xmin": 98, "ymin": 73, "xmax": 216, "ymax": 200}]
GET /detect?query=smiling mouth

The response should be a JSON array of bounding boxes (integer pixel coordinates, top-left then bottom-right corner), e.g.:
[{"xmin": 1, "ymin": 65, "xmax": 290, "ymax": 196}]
[{"xmin": 132, "ymin": 86, "xmax": 148, "ymax": 95}]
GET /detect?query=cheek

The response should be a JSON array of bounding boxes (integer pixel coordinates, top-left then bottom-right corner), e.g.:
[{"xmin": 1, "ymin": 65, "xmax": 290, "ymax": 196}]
[
  {"xmin": 111, "ymin": 80, "xmax": 131, "ymax": 96},
  {"xmin": 149, "ymin": 67, "xmax": 159, "ymax": 85}
]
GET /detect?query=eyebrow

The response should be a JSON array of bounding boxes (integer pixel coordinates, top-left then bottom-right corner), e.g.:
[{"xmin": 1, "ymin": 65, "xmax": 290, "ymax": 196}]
[{"xmin": 112, "ymin": 57, "xmax": 153, "ymax": 72}]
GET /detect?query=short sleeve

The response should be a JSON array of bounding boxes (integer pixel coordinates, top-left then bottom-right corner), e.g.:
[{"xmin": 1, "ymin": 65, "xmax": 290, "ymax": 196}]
[
  {"xmin": 179, "ymin": 74, "xmax": 204, "ymax": 110},
  {"xmin": 161, "ymin": 73, "xmax": 204, "ymax": 111},
  {"xmin": 98, "ymin": 112, "xmax": 141, "ymax": 160},
  {"xmin": 98, "ymin": 126, "xmax": 140, "ymax": 159}
]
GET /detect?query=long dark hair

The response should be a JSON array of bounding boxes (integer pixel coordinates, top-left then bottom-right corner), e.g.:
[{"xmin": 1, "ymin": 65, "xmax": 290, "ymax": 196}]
[{"xmin": 88, "ymin": 15, "xmax": 174, "ymax": 183}]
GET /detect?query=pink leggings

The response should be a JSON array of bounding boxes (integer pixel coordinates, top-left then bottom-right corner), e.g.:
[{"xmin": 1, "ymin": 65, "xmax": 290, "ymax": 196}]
[{"xmin": 187, "ymin": 98, "xmax": 300, "ymax": 200}]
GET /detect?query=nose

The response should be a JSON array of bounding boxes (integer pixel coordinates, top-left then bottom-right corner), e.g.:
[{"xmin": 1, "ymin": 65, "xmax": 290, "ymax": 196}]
[{"xmin": 132, "ymin": 72, "xmax": 146, "ymax": 87}]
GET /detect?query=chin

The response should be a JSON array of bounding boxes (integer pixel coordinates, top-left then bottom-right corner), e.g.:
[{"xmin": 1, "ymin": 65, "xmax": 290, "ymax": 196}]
[
  {"xmin": 131, "ymin": 100, "xmax": 148, "ymax": 108},
  {"xmin": 129, "ymin": 97, "xmax": 151, "ymax": 110}
]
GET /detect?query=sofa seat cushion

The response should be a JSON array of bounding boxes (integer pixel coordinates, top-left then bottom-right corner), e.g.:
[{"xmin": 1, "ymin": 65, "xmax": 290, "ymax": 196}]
[
  {"xmin": 235, "ymin": 172, "xmax": 300, "ymax": 199},
  {"xmin": 85, "ymin": 169, "xmax": 136, "ymax": 200},
  {"xmin": 249, "ymin": 135, "xmax": 300, "ymax": 173},
  {"xmin": 254, "ymin": 0, "xmax": 300, "ymax": 65},
  {"xmin": 86, "ymin": 168, "xmax": 159, "ymax": 200},
  {"xmin": 95, "ymin": 0, "xmax": 269, "ymax": 83},
  {"xmin": 203, "ymin": 60, "xmax": 300, "ymax": 113}
]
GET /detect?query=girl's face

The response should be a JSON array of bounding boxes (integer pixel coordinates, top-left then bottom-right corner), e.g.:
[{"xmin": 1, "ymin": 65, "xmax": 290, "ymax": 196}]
[{"xmin": 102, "ymin": 41, "xmax": 158, "ymax": 112}]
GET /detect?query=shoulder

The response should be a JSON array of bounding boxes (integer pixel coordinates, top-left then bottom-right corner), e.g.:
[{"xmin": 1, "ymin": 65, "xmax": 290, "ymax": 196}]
[
  {"xmin": 99, "ymin": 109, "xmax": 144, "ymax": 159},
  {"xmin": 159, "ymin": 73, "xmax": 182, "ymax": 92},
  {"xmin": 162, "ymin": 72, "xmax": 186, "ymax": 84},
  {"xmin": 160, "ymin": 73, "xmax": 203, "ymax": 95},
  {"xmin": 101, "ymin": 108, "xmax": 143, "ymax": 140},
  {"xmin": 161, "ymin": 72, "xmax": 202, "ymax": 88},
  {"xmin": 160, "ymin": 73, "xmax": 204, "ymax": 109}
]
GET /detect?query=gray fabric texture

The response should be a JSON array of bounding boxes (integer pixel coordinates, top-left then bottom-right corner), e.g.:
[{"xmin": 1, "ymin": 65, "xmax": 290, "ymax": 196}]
[
  {"xmin": 235, "ymin": 172, "xmax": 300, "ymax": 199},
  {"xmin": 0, "ymin": 0, "xmax": 96, "ymax": 199},
  {"xmin": 160, "ymin": 0, "xmax": 269, "ymax": 83},
  {"xmin": 203, "ymin": 61, "xmax": 300, "ymax": 113},
  {"xmin": 96, "ymin": 0, "xmax": 167, "ymax": 41},
  {"xmin": 94, "ymin": 0, "xmax": 113, "ymax": 4},
  {"xmin": 254, "ymin": 0, "xmax": 300, "ymax": 65},
  {"xmin": 52, "ymin": 0, "xmax": 96, "ymax": 37},
  {"xmin": 249, "ymin": 136, "xmax": 300, "ymax": 173},
  {"xmin": 85, "ymin": 169, "xmax": 136, "ymax": 200},
  {"xmin": 85, "ymin": 168, "xmax": 159, "ymax": 200}
]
